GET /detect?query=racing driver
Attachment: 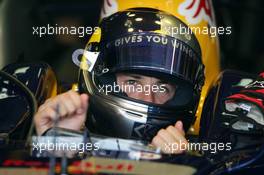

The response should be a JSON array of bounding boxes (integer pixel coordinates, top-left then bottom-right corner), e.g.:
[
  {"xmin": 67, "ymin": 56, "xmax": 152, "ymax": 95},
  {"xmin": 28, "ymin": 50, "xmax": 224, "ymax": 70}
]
[{"xmin": 34, "ymin": 8, "xmax": 205, "ymax": 154}]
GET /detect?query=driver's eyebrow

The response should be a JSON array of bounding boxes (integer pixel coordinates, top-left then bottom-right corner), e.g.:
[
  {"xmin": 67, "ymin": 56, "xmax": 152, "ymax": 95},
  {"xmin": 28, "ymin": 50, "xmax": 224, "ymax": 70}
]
[
  {"xmin": 125, "ymin": 74, "xmax": 142, "ymax": 79},
  {"xmin": 157, "ymin": 80, "xmax": 169, "ymax": 84}
]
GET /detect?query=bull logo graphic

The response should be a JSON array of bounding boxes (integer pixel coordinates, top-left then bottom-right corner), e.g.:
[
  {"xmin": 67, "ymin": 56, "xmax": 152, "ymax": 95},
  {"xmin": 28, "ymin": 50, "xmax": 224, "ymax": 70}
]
[{"xmin": 179, "ymin": 0, "xmax": 216, "ymax": 26}]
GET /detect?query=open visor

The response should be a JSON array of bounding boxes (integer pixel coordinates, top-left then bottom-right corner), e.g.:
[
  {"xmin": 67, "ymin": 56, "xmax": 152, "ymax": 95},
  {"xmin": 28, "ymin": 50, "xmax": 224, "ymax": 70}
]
[{"xmin": 97, "ymin": 33, "xmax": 203, "ymax": 85}]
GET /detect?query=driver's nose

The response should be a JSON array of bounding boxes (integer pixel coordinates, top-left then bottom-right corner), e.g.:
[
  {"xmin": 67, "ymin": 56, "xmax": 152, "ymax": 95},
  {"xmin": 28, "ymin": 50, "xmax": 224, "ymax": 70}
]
[{"xmin": 138, "ymin": 91, "xmax": 158, "ymax": 104}]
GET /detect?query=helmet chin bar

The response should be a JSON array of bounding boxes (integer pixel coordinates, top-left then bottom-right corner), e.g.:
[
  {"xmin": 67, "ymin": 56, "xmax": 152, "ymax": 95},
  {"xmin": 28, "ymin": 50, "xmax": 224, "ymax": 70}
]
[{"xmin": 78, "ymin": 69, "xmax": 196, "ymax": 141}]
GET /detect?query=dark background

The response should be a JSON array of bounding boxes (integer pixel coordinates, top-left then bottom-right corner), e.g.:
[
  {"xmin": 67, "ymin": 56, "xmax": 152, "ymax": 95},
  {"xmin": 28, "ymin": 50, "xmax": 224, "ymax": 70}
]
[{"xmin": 0, "ymin": 0, "xmax": 263, "ymax": 84}]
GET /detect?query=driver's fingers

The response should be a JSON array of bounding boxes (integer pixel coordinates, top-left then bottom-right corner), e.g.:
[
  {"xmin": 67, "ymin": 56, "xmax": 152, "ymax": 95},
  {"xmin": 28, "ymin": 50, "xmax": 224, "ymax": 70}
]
[
  {"xmin": 56, "ymin": 95, "xmax": 75, "ymax": 117},
  {"xmin": 35, "ymin": 107, "xmax": 60, "ymax": 126},
  {"xmin": 37, "ymin": 91, "xmax": 83, "ymax": 117},
  {"xmin": 151, "ymin": 125, "xmax": 189, "ymax": 154},
  {"xmin": 67, "ymin": 90, "xmax": 83, "ymax": 111},
  {"xmin": 152, "ymin": 135, "xmax": 166, "ymax": 149},
  {"xmin": 152, "ymin": 135, "xmax": 173, "ymax": 154},
  {"xmin": 166, "ymin": 125, "xmax": 187, "ymax": 144},
  {"xmin": 78, "ymin": 93, "xmax": 89, "ymax": 114},
  {"xmin": 156, "ymin": 129, "xmax": 176, "ymax": 144},
  {"xmin": 34, "ymin": 107, "xmax": 57, "ymax": 135},
  {"xmin": 37, "ymin": 98, "xmax": 54, "ymax": 112}
]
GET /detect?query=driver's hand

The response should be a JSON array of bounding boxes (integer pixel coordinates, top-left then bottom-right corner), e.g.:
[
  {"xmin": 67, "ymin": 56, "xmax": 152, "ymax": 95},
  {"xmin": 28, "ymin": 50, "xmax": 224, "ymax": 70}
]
[
  {"xmin": 34, "ymin": 90, "xmax": 89, "ymax": 135},
  {"xmin": 151, "ymin": 121, "xmax": 188, "ymax": 154}
]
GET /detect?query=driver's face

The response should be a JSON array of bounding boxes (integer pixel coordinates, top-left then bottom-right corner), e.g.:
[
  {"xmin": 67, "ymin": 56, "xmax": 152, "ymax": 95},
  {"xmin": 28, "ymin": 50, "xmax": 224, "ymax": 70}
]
[{"xmin": 116, "ymin": 73, "xmax": 176, "ymax": 104}]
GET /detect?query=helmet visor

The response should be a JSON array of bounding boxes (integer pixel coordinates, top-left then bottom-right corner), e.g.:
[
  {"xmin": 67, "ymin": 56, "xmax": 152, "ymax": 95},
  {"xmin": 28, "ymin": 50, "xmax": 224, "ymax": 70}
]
[{"xmin": 98, "ymin": 33, "xmax": 203, "ymax": 85}]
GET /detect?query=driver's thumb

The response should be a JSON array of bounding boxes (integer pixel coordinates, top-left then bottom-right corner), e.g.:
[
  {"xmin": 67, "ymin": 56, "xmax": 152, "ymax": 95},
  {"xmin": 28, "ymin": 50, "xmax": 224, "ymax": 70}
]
[{"xmin": 175, "ymin": 120, "xmax": 185, "ymax": 136}]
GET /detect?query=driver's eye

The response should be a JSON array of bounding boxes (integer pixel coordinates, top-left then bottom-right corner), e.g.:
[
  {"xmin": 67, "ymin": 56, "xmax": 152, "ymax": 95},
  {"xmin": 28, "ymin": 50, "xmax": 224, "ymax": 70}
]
[
  {"xmin": 125, "ymin": 79, "xmax": 137, "ymax": 85},
  {"xmin": 161, "ymin": 86, "xmax": 170, "ymax": 93}
]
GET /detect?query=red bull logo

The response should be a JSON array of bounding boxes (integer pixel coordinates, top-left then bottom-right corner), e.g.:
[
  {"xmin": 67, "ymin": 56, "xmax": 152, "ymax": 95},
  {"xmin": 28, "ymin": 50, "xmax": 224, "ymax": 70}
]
[{"xmin": 179, "ymin": 0, "xmax": 215, "ymax": 26}]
